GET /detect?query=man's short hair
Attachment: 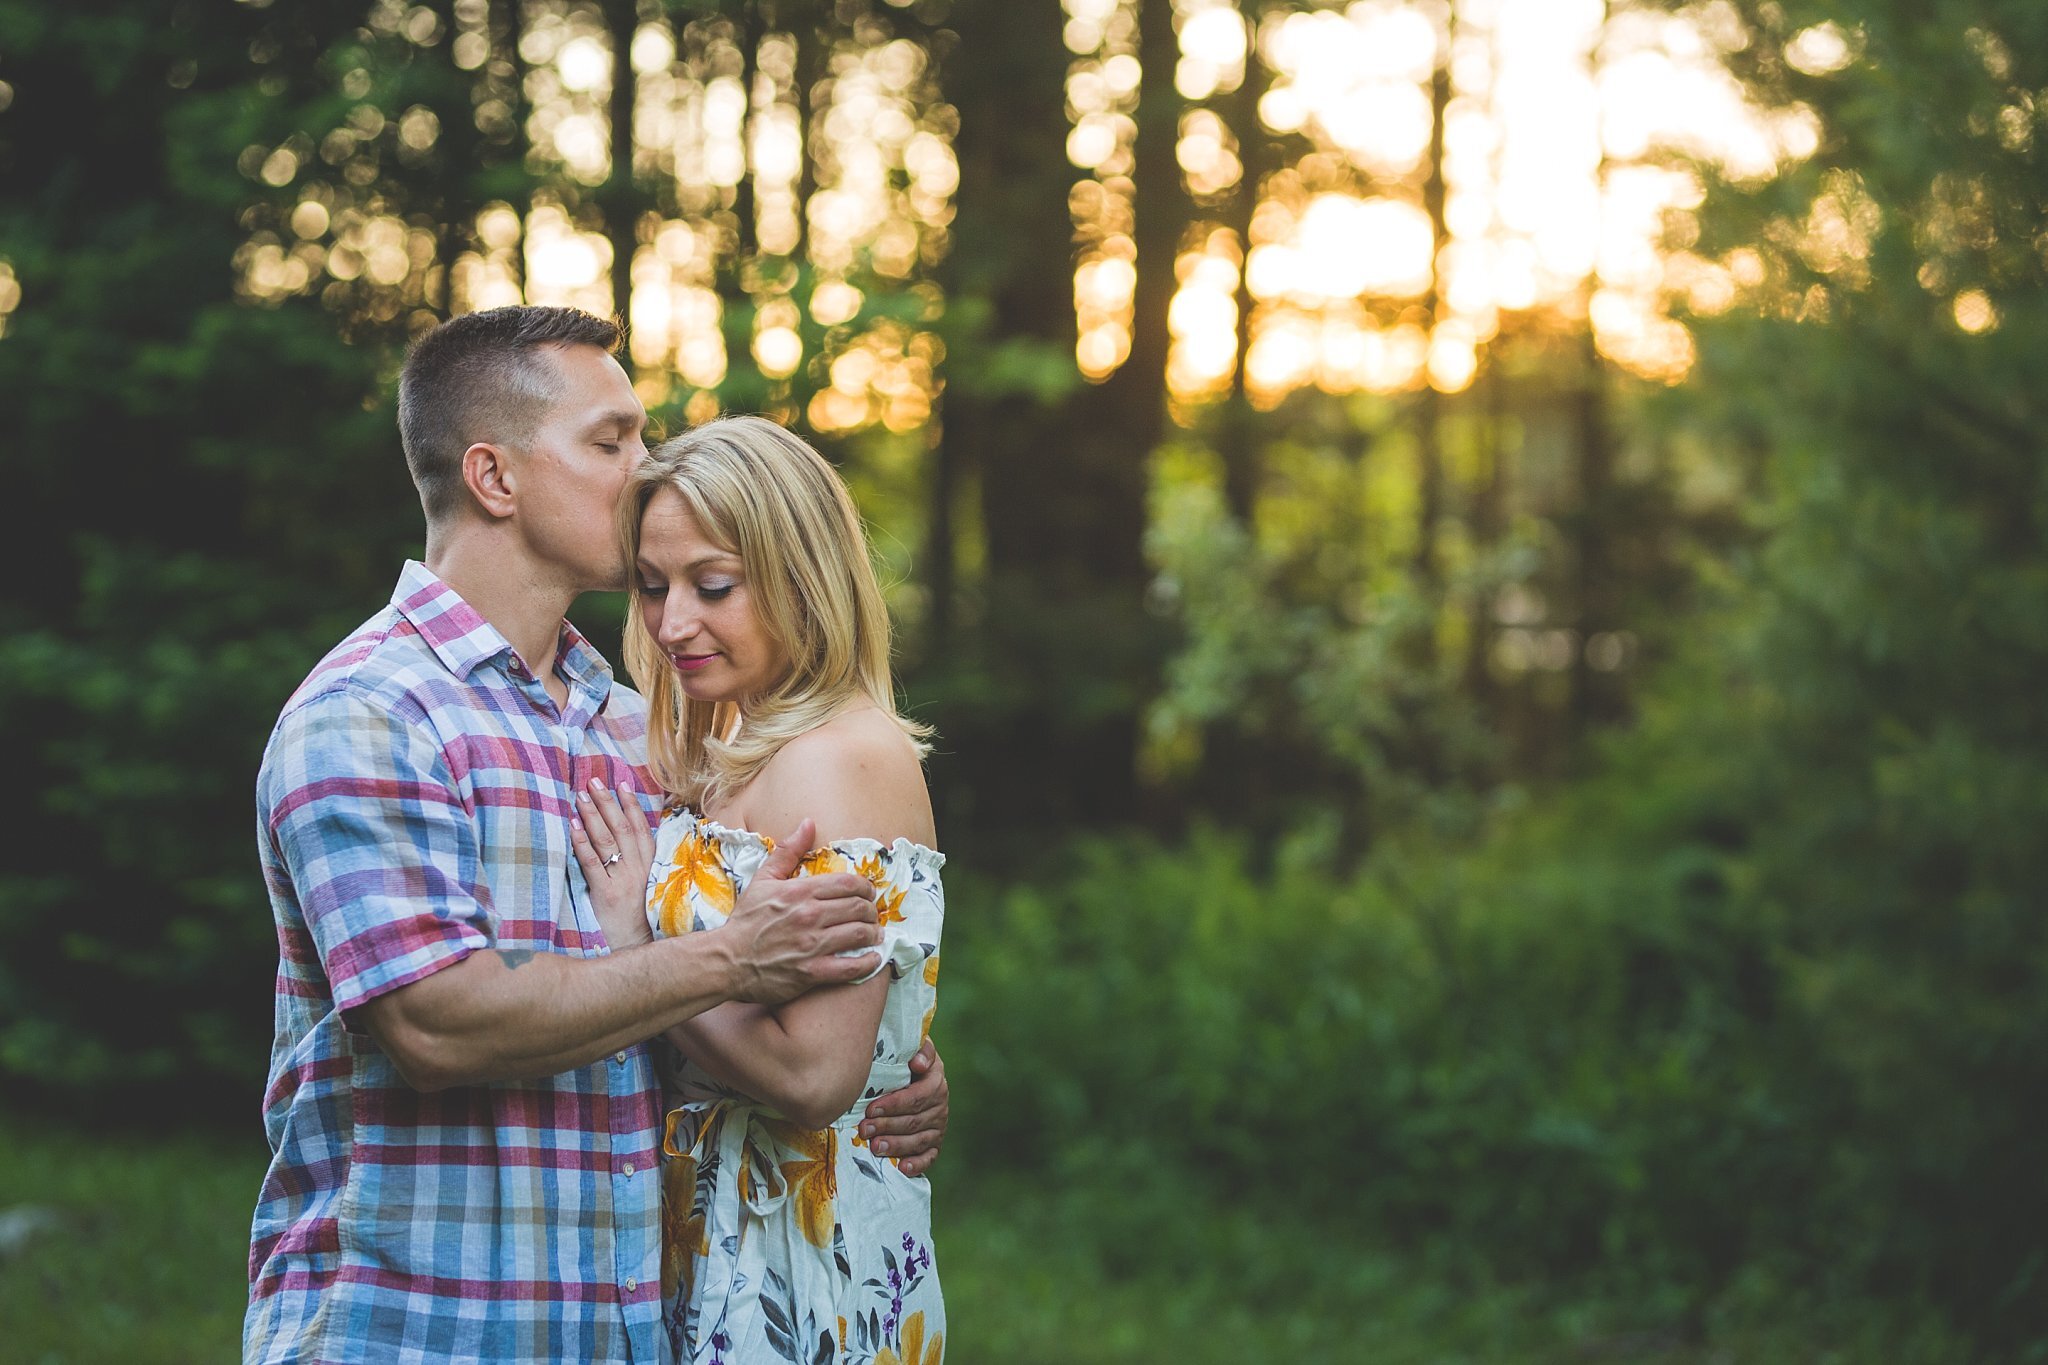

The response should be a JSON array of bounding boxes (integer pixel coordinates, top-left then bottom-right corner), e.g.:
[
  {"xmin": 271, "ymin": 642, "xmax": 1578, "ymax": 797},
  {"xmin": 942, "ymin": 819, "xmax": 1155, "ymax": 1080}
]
[{"xmin": 397, "ymin": 306, "xmax": 622, "ymax": 521}]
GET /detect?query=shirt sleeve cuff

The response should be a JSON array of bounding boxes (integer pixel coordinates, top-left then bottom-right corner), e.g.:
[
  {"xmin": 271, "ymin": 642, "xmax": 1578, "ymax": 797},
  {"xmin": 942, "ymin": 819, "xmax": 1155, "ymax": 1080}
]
[{"xmin": 330, "ymin": 918, "xmax": 493, "ymax": 1029}]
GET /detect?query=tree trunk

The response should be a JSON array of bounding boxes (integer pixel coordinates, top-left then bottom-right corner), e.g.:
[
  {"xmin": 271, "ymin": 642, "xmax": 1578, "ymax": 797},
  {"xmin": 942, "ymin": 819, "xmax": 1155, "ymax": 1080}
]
[
  {"xmin": 1413, "ymin": 26, "xmax": 1452, "ymax": 588},
  {"xmin": 504, "ymin": 0, "xmax": 531, "ymax": 295},
  {"xmin": 732, "ymin": 0, "xmax": 763, "ymax": 264},
  {"xmin": 427, "ymin": 0, "xmax": 481, "ymax": 317},
  {"xmin": 1216, "ymin": 3, "xmax": 1272, "ymax": 527},
  {"xmin": 1569, "ymin": 323, "xmax": 1617, "ymax": 736},
  {"xmin": 602, "ymin": 0, "xmax": 640, "ymax": 339},
  {"xmin": 791, "ymin": 3, "xmax": 827, "ymax": 267},
  {"xmin": 926, "ymin": 0, "xmax": 1173, "ymax": 841},
  {"xmin": 1568, "ymin": 2, "xmax": 1618, "ymax": 739}
]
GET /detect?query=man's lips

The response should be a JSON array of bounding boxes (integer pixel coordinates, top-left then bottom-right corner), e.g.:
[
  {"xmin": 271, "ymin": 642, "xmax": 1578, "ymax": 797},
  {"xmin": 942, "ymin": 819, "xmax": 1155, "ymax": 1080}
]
[{"xmin": 670, "ymin": 652, "xmax": 717, "ymax": 673}]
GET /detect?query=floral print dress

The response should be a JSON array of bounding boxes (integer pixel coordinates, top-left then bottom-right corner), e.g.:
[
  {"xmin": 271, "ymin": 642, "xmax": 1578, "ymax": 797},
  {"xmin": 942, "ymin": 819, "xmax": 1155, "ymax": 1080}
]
[{"xmin": 646, "ymin": 810, "xmax": 946, "ymax": 1365}]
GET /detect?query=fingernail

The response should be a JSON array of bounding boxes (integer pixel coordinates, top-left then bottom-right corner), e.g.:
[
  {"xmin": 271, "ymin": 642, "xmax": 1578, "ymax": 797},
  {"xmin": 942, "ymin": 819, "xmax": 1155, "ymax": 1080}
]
[
  {"xmin": 860, "ymin": 1122, "xmax": 875, "ymax": 1136},
  {"xmin": 874, "ymin": 1140, "xmax": 890, "ymax": 1155},
  {"xmin": 572, "ymin": 817, "xmax": 584, "ymax": 832},
  {"xmin": 578, "ymin": 792, "xmax": 592, "ymax": 804},
  {"xmin": 591, "ymin": 777, "xmax": 607, "ymax": 792}
]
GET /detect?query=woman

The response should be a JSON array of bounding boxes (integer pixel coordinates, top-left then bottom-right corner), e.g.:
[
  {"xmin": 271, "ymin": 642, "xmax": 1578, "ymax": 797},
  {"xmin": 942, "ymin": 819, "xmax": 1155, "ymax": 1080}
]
[{"xmin": 572, "ymin": 416, "xmax": 946, "ymax": 1365}]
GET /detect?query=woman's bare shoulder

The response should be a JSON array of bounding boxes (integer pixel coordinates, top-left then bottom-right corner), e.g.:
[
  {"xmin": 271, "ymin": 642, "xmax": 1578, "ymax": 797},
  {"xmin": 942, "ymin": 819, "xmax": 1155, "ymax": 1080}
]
[{"xmin": 744, "ymin": 706, "xmax": 935, "ymax": 849}]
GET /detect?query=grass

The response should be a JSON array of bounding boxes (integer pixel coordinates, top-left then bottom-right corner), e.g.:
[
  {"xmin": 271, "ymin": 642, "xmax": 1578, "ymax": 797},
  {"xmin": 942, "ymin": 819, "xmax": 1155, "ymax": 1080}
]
[
  {"xmin": 0, "ymin": 1121, "xmax": 1975, "ymax": 1364},
  {"xmin": 939, "ymin": 1174, "xmax": 1977, "ymax": 1365},
  {"xmin": 0, "ymin": 1119, "xmax": 265, "ymax": 1364}
]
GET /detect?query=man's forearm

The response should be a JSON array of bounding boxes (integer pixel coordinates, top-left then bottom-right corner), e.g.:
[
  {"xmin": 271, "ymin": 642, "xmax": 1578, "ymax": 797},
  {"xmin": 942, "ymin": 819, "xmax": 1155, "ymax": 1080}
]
[{"xmin": 366, "ymin": 933, "xmax": 741, "ymax": 1090}]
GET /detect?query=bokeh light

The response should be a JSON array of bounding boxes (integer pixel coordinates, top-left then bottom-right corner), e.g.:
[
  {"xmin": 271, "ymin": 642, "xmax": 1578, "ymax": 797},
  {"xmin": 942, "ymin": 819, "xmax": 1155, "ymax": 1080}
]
[{"xmin": 229, "ymin": 0, "xmax": 1834, "ymax": 418}]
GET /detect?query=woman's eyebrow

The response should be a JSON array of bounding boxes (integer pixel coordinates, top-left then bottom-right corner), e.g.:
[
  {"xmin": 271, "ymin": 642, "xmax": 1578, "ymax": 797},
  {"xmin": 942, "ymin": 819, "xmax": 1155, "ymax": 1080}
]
[{"xmin": 637, "ymin": 554, "xmax": 739, "ymax": 576}]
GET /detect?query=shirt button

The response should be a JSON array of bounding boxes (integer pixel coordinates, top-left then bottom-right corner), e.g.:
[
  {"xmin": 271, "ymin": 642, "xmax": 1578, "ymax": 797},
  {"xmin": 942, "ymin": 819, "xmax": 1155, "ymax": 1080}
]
[
  {"xmin": 624, "ymin": 1277, "xmax": 638, "ymax": 1294},
  {"xmin": 623, "ymin": 1161, "xmax": 636, "ymax": 1177},
  {"xmin": 614, "ymin": 1051, "xmax": 627, "ymax": 1064}
]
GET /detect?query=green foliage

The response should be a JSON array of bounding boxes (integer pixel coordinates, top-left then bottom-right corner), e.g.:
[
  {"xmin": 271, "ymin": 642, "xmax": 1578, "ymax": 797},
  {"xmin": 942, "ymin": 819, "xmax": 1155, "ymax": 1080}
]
[
  {"xmin": 940, "ymin": 749, "xmax": 2032, "ymax": 1345},
  {"xmin": 942, "ymin": 818, "xmax": 1779, "ymax": 1284},
  {"xmin": 1658, "ymin": 0, "xmax": 2048, "ymax": 1336},
  {"xmin": 1146, "ymin": 441, "xmax": 1531, "ymax": 843},
  {"xmin": 0, "ymin": 1, "xmax": 417, "ymax": 1096}
]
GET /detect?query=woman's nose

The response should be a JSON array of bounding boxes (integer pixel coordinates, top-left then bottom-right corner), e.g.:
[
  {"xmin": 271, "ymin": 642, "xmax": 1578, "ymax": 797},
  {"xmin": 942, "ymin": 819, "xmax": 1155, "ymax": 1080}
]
[{"xmin": 657, "ymin": 593, "xmax": 700, "ymax": 647}]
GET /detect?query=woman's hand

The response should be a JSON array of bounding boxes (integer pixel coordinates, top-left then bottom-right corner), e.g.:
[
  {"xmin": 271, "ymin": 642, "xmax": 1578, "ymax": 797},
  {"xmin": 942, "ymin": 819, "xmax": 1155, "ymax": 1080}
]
[{"xmin": 570, "ymin": 777, "xmax": 656, "ymax": 950}]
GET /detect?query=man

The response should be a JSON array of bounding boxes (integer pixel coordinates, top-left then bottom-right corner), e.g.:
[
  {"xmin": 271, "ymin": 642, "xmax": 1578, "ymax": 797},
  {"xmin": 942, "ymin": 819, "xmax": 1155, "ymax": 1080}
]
[{"xmin": 245, "ymin": 306, "xmax": 949, "ymax": 1364}]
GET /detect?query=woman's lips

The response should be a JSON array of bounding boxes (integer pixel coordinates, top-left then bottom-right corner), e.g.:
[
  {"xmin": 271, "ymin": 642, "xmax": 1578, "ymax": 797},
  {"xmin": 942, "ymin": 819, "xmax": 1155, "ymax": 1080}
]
[{"xmin": 671, "ymin": 653, "xmax": 717, "ymax": 673}]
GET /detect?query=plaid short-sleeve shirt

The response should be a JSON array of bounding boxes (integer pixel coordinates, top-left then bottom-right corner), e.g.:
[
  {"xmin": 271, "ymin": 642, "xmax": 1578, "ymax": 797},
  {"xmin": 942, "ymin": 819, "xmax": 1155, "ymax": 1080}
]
[{"xmin": 245, "ymin": 562, "xmax": 665, "ymax": 1365}]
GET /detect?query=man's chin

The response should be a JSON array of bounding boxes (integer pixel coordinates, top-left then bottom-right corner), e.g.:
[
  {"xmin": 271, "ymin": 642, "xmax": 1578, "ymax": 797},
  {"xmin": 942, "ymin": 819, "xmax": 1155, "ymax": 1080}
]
[{"xmin": 579, "ymin": 563, "xmax": 632, "ymax": 596}]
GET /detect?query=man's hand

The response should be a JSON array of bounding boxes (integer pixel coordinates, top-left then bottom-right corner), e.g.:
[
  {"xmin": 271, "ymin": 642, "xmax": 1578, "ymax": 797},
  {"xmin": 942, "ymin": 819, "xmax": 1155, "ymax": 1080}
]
[
  {"xmin": 717, "ymin": 819, "xmax": 881, "ymax": 1003},
  {"xmin": 861, "ymin": 1037, "xmax": 947, "ymax": 1176}
]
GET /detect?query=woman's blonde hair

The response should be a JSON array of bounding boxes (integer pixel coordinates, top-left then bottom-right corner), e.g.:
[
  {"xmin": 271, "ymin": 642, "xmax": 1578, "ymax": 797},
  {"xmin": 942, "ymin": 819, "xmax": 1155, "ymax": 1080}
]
[{"xmin": 618, "ymin": 415, "xmax": 929, "ymax": 812}]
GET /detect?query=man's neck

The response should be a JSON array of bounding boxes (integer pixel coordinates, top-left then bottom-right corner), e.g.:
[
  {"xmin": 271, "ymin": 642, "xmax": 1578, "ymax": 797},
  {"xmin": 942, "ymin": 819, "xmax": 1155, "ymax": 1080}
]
[{"xmin": 425, "ymin": 532, "xmax": 577, "ymax": 695}]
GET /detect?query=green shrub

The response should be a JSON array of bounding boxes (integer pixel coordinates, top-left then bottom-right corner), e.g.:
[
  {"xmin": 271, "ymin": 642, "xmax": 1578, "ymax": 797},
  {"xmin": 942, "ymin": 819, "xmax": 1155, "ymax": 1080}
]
[
  {"xmin": 941, "ymin": 799, "xmax": 1794, "ymax": 1287},
  {"xmin": 941, "ymin": 680, "xmax": 2046, "ymax": 1347}
]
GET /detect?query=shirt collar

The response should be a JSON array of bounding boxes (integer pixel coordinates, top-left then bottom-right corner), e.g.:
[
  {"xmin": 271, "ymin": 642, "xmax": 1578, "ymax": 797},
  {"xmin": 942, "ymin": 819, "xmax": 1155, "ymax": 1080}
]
[
  {"xmin": 389, "ymin": 561, "xmax": 616, "ymax": 709},
  {"xmin": 391, "ymin": 560, "xmax": 515, "ymax": 680},
  {"xmin": 556, "ymin": 615, "xmax": 617, "ymax": 715}
]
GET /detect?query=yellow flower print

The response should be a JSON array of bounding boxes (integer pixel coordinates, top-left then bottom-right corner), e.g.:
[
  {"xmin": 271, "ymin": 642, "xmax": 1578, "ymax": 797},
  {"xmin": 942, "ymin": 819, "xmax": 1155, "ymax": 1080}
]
[
  {"xmin": 919, "ymin": 954, "xmax": 940, "ymax": 1046},
  {"xmin": 801, "ymin": 849, "xmax": 905, "ymax": 924},
  {"xmin": 852, "ymin": 853, "xmax": 908, "ymax": 927},
  {"xmin": 800, "ymin": 847, "xmax": 851, "ymax": 878},
  {"xmin": 761, "ymin": 1118, "xmax": 838, "ymax": 1248},
  {"xmin": 877, "ymin": 1310, "xmax": 944, "ymax": 1365},
  {"xmin": 652, "ymin": 828, "xmax": 734, "ymax": 935},
  {"xmin": 660, "ymin": 1153, "xmax": 707, "ymax": 1302}
]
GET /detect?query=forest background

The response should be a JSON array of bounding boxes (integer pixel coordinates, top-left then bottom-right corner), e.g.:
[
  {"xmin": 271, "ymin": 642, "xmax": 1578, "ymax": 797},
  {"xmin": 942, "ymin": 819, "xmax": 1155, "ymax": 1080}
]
[{"xmin": 2, "ymin": 0, "xmax": 2044, "ymax": 1360}]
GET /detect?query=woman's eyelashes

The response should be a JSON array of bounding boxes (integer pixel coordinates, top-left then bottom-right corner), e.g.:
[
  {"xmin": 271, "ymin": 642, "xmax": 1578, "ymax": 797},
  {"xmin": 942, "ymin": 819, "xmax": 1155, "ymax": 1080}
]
[{"xmin": 638, "ymin": 577, "xmax": 735, "ymax": 602}]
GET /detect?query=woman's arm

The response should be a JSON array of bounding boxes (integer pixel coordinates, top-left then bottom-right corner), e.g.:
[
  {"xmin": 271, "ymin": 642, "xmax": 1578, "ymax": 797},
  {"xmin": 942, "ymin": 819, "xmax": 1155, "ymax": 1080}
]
[
  {"xmin": 668, "ymin": 979, "xmax": 890, "ymax": 1129},
  {"xmin": 667, "ymin": 708, "xmax": 937, "ymax": 1129}
]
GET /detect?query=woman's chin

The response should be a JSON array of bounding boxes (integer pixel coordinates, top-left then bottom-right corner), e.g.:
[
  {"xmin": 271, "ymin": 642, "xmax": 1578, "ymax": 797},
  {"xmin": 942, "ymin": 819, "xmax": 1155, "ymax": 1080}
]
[{"xmin": 677, "ymin": 678, "xmax": 730, "ymax": 704}]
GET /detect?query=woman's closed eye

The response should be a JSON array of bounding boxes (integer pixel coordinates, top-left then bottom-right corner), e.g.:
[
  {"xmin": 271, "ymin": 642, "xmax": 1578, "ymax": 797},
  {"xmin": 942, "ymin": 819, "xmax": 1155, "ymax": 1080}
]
[
  {"xmin": 637, "ymin": 580, "xmax": 666, "ymax": 598},
  {"xmin": 697, "ymin": 581, "xmax": 736, "ymax": 602}
]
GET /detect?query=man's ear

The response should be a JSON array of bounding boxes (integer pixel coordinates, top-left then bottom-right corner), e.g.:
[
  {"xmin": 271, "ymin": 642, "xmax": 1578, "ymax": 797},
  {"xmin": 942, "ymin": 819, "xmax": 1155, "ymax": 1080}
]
[{"xmin": 460, "ymin": 441, "xmax": 517, "ymax": 519}]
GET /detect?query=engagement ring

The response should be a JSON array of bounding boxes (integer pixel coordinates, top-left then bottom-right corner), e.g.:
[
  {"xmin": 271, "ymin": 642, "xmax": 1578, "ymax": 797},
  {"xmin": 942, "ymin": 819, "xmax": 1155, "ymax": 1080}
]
[{"xmin": 602, "ymin": 852, "xmax": 621, "ymax": 868}]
